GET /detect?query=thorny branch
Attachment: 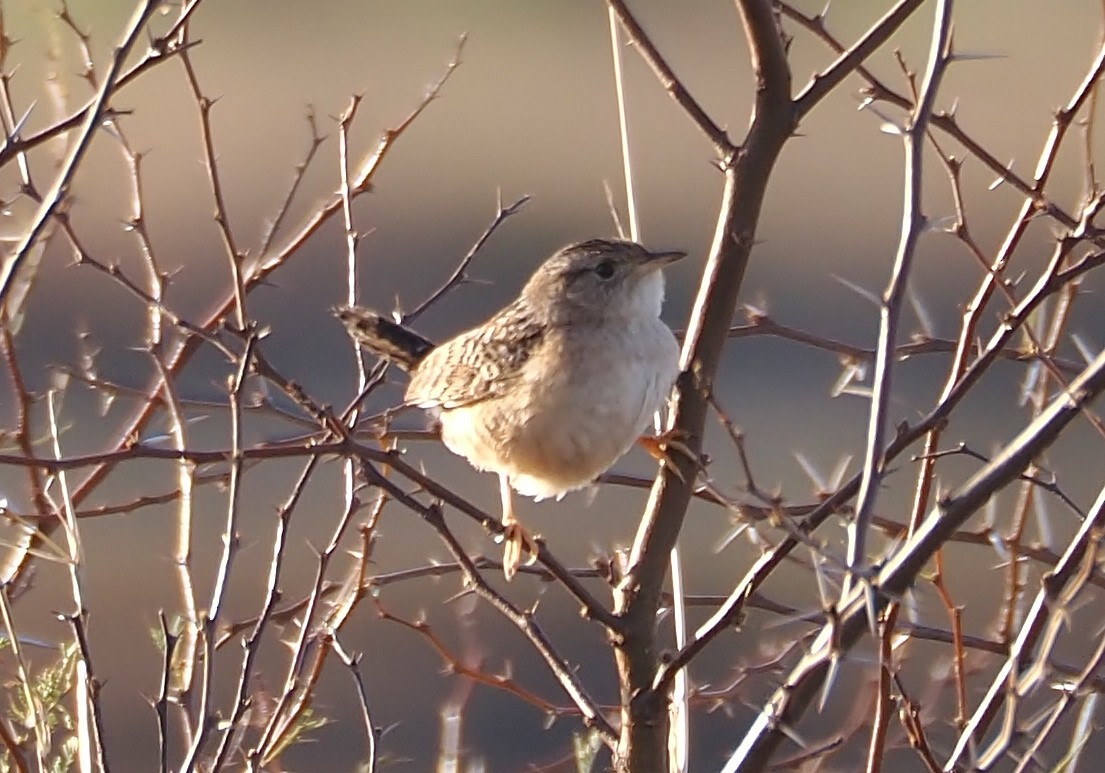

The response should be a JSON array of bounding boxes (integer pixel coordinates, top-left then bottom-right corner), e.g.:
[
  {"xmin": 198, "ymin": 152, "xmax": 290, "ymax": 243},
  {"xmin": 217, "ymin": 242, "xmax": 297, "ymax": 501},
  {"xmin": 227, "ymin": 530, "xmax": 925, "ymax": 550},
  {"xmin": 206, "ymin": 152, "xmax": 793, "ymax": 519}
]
[
  {"xmin": 2, "ymin": 2, "xmax": 1105, "ymax": 771},
  {"xmin": 0, "ymin": 0, "xmax": 164, "ymax": 307}
]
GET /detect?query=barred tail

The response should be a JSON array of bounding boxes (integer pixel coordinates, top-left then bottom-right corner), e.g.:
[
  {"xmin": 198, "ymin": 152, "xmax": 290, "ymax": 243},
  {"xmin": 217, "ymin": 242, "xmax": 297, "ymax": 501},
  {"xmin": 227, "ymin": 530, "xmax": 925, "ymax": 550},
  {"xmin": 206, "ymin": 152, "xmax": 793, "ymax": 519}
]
[{"xmin": 333, "ymin": 305, "xmax": 436, "ymax": 371}]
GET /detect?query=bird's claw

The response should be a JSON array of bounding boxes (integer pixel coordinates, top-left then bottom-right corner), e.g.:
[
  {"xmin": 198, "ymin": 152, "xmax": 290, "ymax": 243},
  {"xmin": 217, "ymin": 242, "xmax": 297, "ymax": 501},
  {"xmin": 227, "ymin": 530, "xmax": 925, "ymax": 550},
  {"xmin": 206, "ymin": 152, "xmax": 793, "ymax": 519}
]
[
  {"xmin": 499, "ymin": 521, "xmax": 540, "ymax": 581},
  {"xmin": 639, "ymin": 430, "xmax": 701, "ymax": 483}
]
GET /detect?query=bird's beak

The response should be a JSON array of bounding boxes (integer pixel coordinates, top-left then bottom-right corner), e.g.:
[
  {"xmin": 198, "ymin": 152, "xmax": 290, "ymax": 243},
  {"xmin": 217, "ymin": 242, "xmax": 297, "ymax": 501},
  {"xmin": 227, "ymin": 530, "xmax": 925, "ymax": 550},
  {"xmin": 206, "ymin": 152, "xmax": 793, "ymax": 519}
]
[{"xmin": 644, "ymin": 249, "xmax": 687, "ymax": 268}]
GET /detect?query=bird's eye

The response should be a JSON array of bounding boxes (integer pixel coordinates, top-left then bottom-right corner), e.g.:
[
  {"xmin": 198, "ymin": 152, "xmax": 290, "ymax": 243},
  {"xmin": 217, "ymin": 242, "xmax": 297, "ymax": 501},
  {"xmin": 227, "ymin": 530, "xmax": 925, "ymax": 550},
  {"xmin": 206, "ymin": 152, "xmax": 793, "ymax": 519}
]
[{"xmin": 594, "ymin": 260, "xmax": 616, "ymax": 279}]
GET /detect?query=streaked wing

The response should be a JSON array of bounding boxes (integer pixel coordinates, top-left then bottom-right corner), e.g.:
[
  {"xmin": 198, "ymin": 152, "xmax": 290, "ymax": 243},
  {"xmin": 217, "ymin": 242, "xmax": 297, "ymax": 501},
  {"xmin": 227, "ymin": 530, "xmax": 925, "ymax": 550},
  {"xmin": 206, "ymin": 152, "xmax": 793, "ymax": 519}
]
[{"xmin": 406, "ymin": 303, "xmax": 546, "ymax": 409}]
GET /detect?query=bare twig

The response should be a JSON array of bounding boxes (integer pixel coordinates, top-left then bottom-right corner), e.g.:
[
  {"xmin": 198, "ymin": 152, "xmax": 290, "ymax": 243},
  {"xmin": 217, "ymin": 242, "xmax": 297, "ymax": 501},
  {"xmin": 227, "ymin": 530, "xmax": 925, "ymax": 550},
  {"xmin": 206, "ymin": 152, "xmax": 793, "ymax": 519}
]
[
  {"xmin": 358, "ymin": 460, "xmax": 618, "ymax": 746},
  {"xmin": 404, "ymin": 193, "xmax": 531, "ymax": 323},
  {"xmin": 791, "ymin": 0, "xmax": 927, "ymax": 118},
  {"xmin": 0, "ymin": 35, "xmax": 468, "ymax": 593},
  {"xmin": 608, "ymin": 1, "xmax": 793, "ymax": 769},
  {"xmin": 0, "ymin": 0, "xmax": 163, "ymax": 309},
  {"xmin": 725, "ymin": 340, "xmax": 1105, "ymax": 770},
  {"xmin": 605, "ymin": 0, "xmax": 734, "ymax": 159},
  {"xmin": 259, "ymin": 108, "xmax": 326, "ymax": 255},
  {"xmin": 947, "ymin": 479, "xmax": 1105, "ymax": 768},
  {"xmin": 845, "ymin": 0, "xmax": 953, "ymax": 607}
]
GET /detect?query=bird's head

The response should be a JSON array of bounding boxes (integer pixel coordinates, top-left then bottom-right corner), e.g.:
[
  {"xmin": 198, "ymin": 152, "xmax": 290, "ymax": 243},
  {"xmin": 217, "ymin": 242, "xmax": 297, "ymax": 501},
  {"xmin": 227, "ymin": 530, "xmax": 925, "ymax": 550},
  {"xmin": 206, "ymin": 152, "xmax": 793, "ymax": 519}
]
[{"xmin": 520, "ymin": 238, "xmax": 684, "ymax": 323}]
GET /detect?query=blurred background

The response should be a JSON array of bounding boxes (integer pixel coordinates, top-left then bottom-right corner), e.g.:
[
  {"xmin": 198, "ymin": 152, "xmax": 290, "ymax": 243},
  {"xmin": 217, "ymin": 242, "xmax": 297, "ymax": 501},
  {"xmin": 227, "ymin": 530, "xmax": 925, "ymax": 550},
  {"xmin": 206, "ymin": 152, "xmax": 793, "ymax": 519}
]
[{"xmin": 1, "ymin": 0, "xmax": 1104, "ymax": 770}]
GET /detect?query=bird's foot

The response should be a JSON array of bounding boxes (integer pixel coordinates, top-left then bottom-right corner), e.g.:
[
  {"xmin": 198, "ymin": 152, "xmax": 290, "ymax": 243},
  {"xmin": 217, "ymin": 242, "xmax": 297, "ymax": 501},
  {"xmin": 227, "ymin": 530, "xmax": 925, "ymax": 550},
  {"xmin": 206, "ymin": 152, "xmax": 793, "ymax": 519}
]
[
  {"xmin": 638, "ymin": 430, "xmax": 703, "ymax": 483},
  {"xmin": 498, "ymin": 520, "xmax": 540, "ymax": 581}
]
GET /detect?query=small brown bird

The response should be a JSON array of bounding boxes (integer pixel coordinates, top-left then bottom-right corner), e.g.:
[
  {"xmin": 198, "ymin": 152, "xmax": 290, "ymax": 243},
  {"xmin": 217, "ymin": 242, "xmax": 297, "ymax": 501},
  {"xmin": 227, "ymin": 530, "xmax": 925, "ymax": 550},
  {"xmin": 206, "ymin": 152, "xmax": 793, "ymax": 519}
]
[{"xmin": 337, "ymin": 238, "xmax": 684, "ymax": 579}]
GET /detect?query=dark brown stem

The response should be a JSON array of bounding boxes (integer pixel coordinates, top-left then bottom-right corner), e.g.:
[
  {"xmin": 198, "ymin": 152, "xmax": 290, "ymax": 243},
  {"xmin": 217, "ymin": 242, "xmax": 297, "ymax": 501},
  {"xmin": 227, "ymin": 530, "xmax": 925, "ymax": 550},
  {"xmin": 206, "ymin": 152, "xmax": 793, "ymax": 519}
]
[{"xmin": 608, "ymin": 1, "xmax": 793, "ymax": 769}]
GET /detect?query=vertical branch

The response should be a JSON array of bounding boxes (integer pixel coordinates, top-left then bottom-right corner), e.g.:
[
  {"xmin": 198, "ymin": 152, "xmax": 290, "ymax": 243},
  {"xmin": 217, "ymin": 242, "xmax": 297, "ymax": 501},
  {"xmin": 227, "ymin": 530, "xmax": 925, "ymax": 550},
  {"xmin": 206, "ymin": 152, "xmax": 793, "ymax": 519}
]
[
  {"xmin": 339, "ymin": 95, "xmax": 364, "ymax": 351},
  {"xmin": 332, "ymin": 635, "xmax": 377, "ymax": 772},
  {"xmin": 845, "ymin": 0, "xmax": 953, "ymax": 601},
  {"xmin": 0, "ymin": 327, "xmax": 49, "ymax": 533},
  {"xmin": 179, "ymin": 41, "xmax": 247, "ymax": 331},
  {"xmin": 154, "ymin": 613, "xmax": 174, "ymax": 773},
  {"xmin": 723, "ymin": 2, "xmax": 951, "ymax": 770},
  {"xmin": 606, "ymin": 1, "xmax": 791, "ymax": 770},
  {"xmin": 253, "ymin": 494, "xmax": 379, "ymax": 767},
  {"xmin": 231, "ymin": 455, "xmax": 328, "ymax": 765},
  {"xmin": 46, "ymin": 390, "xmax": 107, "ymax": 773},
  {"xmin": 338, "ymin": 95, "xmax": 367, "ymax": 629},
  {"xmin": 184, "ymin": 335, "xmax": 255, "ymax": 768},
  {"xmin": 252, "ymin": 490, "xmax": 353, "ymax": 760},
  {"xmin": 608, "ymin": 7, "xmax": 640, "ymax": 240},
  {"xmin": 100, "ymin": 52, "xmax": 207, "ymax": 740},
  {"xmin": 621, "ymin": 0, "xmax": 788, "ymax": 622},
  {"xmin": 667, "ymin": 545, "xmax": 689, "ymax": 772},
  {"xmin": 114, "ymin": 127, "xmax": 167, "ymax": 344},
  {"xmin": 864, "ymin": 619, "xmax": 896, "ymax": 773},
  {"xmin": 0, "ymin": 588, "xmax": 47, "ymax": 769},
  {"xmin": 151, "ymin": 352, "xmax": 201, "ymax": 744},
  {"xmin": 607, "ymin": 6, "xmax": 689, "ymax": 770},
  {"xmin": 207, "ymin": 336, "xmax": 253, "ymax": 622}
]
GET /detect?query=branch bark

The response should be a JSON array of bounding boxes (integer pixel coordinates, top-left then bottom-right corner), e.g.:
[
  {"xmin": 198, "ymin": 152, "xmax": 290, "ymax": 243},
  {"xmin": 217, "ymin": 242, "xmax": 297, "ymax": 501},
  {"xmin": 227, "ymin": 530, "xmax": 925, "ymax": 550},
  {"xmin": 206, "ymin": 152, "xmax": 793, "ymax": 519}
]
[{"xmin": 608, "ymin": 1, "xmax": 794, "ymax": 770}]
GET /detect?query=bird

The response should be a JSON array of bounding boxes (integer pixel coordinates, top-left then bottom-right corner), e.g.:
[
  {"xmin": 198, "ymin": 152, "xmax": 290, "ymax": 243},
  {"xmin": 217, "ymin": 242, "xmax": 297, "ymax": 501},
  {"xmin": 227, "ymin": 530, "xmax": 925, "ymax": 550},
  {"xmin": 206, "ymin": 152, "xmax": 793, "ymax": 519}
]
[{"xmin": 336, "ymin": 238, "xmax": 684, "ymax": 580}]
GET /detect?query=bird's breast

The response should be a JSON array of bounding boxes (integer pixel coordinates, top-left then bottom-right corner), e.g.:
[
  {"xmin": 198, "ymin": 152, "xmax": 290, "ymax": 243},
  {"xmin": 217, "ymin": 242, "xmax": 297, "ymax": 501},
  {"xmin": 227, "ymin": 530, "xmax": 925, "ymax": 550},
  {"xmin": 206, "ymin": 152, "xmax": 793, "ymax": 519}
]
[{"xmin": 439, "ymin": 316, "xmax": 679, "ymax": 499}]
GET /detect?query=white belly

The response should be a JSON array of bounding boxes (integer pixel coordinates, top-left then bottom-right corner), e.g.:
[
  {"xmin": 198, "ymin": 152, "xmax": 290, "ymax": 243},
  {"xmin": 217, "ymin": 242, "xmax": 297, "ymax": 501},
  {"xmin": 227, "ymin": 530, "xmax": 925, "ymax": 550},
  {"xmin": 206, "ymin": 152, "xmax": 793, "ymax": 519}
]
[{"xmin": 439, "ymin": 317, "xmax": 679, "ymax": 499}]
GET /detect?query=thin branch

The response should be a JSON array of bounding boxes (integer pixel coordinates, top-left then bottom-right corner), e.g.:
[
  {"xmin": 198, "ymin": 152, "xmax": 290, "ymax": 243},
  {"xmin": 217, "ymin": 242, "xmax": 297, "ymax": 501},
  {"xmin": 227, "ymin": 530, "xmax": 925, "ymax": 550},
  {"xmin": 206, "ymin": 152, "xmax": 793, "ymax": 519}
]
[
  {"xmin": 947, "ymin": 480, "xmax": 1105, "ymax": 767},
  {"xmin": 259, "ymin": 108, "xmax": 326, "ymax": 255},
  {"xmin": 0, "ymin": 18, "xmax": 200, "ymax": 167},
  {"xmin": 404, "ymin": 193, "xmax": 531, "ymax": 323},
  {"xmin": 358, "ymin": 461, "xmax": 618, "ymax": 746},
  {"xmin": 0, "ymin": 0, "xmax": 163, "ymax": 309},
  {"xmin": 791, "ymin": 0, "xmax": 927, "ymax": 118},
  {"xmin": 725, "ymin": 340, "xmax": 1105, "ymax": 771},
  {"xmin": 605, "ymin": 0, "xmax": 734, "ymax": 159},
  {"xmin": 331, "ymin": 635, "xmax": 377, "ymax": 773},
  {"xmin": 611, "ymin": 0, "xmax": 792, "ymax": 769},
  {"xmin": 726, "ymin": 312, "xmax": 1088, "ymax": 374},
  {"xmin": 608, "ymin": 6, "xmax": 640, "ymax": 240},
  {"xmin": 374, "ymin": 598, "xmax": 570, "ymax": 715},
  {"xmin": 846, "ymin": 0, "xmax": 953, "ymax": 603},
  {"xmin": 179, "ymin": 40, "xmax": 246, "ymax": 330},
  {"xmin": 0, "ymin": 36, "xmax": 467, "ymax": 590}
]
